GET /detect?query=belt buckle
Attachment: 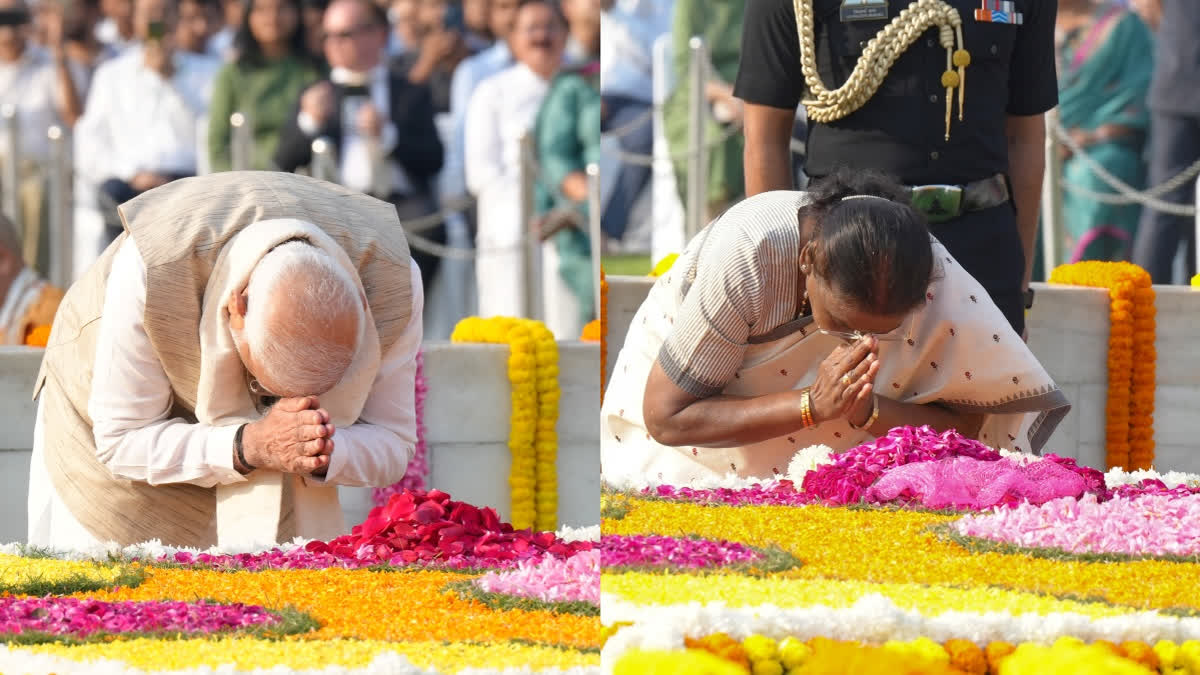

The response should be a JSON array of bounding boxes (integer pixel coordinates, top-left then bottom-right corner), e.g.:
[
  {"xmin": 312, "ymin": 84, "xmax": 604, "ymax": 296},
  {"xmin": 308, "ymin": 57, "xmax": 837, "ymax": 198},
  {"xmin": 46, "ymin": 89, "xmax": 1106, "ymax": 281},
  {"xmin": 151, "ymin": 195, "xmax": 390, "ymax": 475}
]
[{"xmin": 910, "ymin": 185, "xmax": 963, "ymax": 224}]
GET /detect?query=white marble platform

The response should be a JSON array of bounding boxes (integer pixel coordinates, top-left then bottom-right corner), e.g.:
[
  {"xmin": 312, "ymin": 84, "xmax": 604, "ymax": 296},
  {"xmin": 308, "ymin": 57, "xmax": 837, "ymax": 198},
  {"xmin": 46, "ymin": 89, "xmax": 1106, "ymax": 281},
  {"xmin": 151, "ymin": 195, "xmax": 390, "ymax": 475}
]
[
  {"xmin": 0, "ymin": 341, "xmax": 600, "ymax": 545},
  {"xmin": 605, "ymin": 276, "xmax": 1200, "ymax": 474}
]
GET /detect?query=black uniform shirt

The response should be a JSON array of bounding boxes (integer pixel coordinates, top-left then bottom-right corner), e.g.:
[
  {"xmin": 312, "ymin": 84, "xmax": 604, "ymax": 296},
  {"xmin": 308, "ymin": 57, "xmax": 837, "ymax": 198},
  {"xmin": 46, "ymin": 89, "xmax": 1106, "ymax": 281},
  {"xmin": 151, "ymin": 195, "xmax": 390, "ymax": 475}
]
[{"xmin": 733, "ymin": 0, "xmax": 1058, "ymax": 185}]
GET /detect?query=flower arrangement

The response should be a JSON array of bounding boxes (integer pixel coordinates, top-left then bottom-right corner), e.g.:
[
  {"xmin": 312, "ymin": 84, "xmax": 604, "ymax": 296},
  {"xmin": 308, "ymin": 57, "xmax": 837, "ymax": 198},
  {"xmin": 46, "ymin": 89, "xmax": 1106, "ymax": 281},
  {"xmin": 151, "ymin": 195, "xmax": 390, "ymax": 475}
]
[
  {"xmin": 373, "ymin": 351, "xmax": 429, "ymax": 506},
  {"xmin": 451, "ymin": 317, "xmax": 560, "ymax": 532},
  {"xmin": 1048, "ymin": 261, "xmax": 1156, "ymax": 470},
  {"xmin": 0, "ymin": 488, "xmax": 599, "ymax": 673},
  {"xmin": 601, "ymin": 429, "xmax": 1200, "ymax": 671}
]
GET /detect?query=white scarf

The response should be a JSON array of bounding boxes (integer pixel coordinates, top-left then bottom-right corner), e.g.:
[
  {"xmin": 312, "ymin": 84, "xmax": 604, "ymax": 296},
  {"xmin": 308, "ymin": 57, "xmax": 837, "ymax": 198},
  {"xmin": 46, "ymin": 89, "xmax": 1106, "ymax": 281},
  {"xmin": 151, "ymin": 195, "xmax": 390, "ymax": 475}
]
[{"xmin": 195, "ymin": 218, "xmax": 382, "ymax": 548}]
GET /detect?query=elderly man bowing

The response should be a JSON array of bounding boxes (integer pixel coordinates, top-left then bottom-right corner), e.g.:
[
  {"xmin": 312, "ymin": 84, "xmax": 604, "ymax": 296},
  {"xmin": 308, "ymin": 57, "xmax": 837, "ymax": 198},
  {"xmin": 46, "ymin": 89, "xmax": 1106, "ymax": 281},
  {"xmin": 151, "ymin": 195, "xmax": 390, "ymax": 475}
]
[{"xmin": 27, "ymin": 171, "xmax": 422, "ymax": 550}]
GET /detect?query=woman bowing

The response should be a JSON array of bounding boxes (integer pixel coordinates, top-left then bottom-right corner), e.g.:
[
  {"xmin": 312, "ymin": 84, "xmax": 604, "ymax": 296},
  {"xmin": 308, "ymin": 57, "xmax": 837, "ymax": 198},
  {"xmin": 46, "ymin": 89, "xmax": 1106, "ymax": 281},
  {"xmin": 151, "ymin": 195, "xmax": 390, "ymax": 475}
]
[{"xmin": 600, "ymin": 170, "xmax": 1071, "ymax": 487}]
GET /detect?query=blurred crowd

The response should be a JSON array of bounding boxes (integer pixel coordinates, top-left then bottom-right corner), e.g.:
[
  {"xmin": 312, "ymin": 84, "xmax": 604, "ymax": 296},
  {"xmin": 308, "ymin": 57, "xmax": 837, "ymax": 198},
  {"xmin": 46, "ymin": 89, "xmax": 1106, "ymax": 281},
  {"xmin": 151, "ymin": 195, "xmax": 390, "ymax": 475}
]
[
  {"xmin": 0, "ymin": 0, "xmax": 602, "ymax": 340},
  {"xmin": 598, "ymin": 0, "xmax": 1200, "ymax": 285}
]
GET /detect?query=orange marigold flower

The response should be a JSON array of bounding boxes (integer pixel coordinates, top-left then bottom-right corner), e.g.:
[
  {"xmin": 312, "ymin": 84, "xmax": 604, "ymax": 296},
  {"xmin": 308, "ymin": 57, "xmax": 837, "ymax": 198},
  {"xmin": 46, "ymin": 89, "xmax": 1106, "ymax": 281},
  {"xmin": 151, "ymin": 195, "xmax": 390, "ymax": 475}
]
[
  {"xmin": 1118, "ymin": 641, "xmax": 1160, "ymax": 670},
  {"xmin": 944, "ymin": 639, "xmax": 986, "ymax": 674},
  {"xmin": 24, "ymin": 324, "xmax": 51, "ymax": 347},
  {"xmin": 580, "ymin": 319, "xmax": 601, "ymax": 342},
  {"xmin": 985, "ymin": 641, "xmax": 1016, "ymax": 669}
]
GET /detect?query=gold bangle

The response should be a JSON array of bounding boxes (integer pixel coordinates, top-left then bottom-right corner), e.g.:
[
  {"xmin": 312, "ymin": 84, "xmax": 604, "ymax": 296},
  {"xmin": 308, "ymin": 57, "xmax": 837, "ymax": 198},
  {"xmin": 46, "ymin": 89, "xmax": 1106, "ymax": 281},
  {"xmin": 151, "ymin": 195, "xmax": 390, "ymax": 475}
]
[
  {"xmin": 800, "ymin": 387, "xmax": 814, "ymax": 428},
  {"xmin": 849, "ymin": 394, "xmax": 880, "ymax": 431}
]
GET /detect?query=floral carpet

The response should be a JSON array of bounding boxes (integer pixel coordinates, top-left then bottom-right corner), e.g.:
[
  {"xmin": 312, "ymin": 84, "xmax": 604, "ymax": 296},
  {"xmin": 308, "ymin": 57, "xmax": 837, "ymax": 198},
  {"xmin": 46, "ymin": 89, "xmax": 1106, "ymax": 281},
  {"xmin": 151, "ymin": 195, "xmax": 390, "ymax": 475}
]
[
  {"xmin": 601, "ymin": 426, "xmax": 1200, "ymax": 674},
  {"xmin": 0, "ymin": 489, "xmax": 601, "ymax": 674}
]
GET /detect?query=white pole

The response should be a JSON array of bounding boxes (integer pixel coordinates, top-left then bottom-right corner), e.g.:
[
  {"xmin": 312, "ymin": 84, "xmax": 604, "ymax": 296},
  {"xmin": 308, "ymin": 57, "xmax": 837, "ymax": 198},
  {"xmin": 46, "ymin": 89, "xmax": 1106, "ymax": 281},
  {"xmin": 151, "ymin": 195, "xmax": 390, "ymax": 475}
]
[
  {"xmin": 229, "ymin": 112, "xmax": 252, "ymax": 171},
  {"xmin": 587, "ymin": 162, "xmax": 602, "ymax": 319},
  {"xmin": 1040, "ymin": 108, "xmax": 1061, "ymax": 274},
  {"xmin": 1, "ymin": 104, "xmax": 18, "ymax": 227},
  {"xmin": 518, "ymin": 131, "xmax": 542, "ymax": 320},
  {"xmin": 46, "ymin": 125, "xmax": 73, "ymax": 289},
  {"xmin": 1194, "ymin": 171, "xmax": 1200, "ymax": 275},
  {"xmin": 310, "ymin": 138, "xmax": 339, "ymax": 183},
  {"xmin": 686, "ymin": 36, "xmax": 709, "ymax": 243}
]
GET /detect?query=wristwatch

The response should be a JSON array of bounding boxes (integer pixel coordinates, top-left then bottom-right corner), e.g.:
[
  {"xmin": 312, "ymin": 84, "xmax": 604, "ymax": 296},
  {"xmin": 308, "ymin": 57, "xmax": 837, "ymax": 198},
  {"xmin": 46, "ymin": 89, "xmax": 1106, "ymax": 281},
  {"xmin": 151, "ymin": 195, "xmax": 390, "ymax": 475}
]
[{"xmin": 1023, "ymin": 287, "xmax": 1035, "ymax": 310}]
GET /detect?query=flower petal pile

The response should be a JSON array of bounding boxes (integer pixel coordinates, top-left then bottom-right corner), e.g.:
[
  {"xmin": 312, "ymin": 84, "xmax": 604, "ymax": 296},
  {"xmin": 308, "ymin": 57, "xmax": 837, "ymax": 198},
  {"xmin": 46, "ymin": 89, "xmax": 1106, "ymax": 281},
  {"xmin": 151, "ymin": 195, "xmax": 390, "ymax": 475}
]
[
  {"xmin": 952, "ymin": 493, "xmax": 1200, "ymax": 559},
  {"xmin": 0, "ymin": 598, "xmax": 278, "ymax": 638},
  {"xmin": 600, "ymin": 535, "xmax": 766, "ymax": 570},
  {"xmin": 304, "ymin": 489, "xmax": 593, "ymax": 566},
  {"xmin": 475, "ymin": 550, "xmax": 600, "ymax": 604}
]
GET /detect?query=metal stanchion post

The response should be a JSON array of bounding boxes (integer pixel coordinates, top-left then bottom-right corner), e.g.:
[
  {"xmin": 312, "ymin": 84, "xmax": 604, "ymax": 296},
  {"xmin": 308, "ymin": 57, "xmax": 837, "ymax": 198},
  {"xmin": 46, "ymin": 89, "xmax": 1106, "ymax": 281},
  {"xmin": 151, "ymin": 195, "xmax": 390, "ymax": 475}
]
[
  {"xmin": 685, "ymin": 36, "xmax": 709, "ymax": 243},
  {"xmin": 230, "ymin": 112, "xmax": 252, "ymax": 171},
  {"xmin": 367, "ymin": 137, "xmax": 390, "ymax": 198},
  {"xmin": 47, "ymin": 125, "xmax": 73, "ymax": 289},
  {"xmin": 1194, "ymin": 172, "xmax": 1200, "ymax": 275},
  {"xmin": 310, "ymin": 138, "xmax": 339, "ymax": 183},
  {"xmin": 586, "ymin": 163, "xmax": 602, "ymax": 319},
  {"xmin": 519, "ymin": 131, "xmax": 542, "ymax": 321},
  {"xmin": 1040, "ymin": 108, "xmax": 1061, "ymax": 273},
  {"xmin": 1, "ymin": 104, "xmax": 18, "ymax": 226}
]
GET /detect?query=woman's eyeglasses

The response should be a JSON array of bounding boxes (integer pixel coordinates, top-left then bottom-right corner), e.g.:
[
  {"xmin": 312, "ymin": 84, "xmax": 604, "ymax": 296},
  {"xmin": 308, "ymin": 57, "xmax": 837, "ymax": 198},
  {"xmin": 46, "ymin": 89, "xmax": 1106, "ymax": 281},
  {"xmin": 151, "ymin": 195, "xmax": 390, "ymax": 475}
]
[{"xmin": 816, "ymin": 328, "xmax": 904, "ymax": 344}]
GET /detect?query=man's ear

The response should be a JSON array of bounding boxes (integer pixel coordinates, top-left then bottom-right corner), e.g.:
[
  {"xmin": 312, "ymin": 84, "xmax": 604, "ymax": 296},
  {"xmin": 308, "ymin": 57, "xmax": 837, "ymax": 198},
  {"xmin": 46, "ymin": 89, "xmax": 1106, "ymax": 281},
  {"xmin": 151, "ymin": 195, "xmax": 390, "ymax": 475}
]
[{"xmin": 227, "ymin": 288, "xmax": 249, "ymax": 329}]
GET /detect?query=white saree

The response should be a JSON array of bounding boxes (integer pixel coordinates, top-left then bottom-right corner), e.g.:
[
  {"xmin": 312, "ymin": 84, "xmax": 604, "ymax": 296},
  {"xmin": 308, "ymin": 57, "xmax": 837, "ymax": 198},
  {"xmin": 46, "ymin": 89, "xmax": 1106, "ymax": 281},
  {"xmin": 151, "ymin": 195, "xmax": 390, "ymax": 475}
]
[{"xmin": 600, "ymin": 239, "xmax": 1071, "ymax": 489}]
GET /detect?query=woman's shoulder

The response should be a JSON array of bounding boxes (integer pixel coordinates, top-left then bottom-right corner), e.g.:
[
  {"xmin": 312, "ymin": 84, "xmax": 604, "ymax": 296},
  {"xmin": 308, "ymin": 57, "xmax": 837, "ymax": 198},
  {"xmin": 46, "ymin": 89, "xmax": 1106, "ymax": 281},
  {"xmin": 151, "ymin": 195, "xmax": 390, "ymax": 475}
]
[
  {"xmin": 699, "ymin": 192, "xmax": 807, "ymax": 262},
  {"xmin": 717, "ymin": 191, "xmax": 811, "ymax": 231}
]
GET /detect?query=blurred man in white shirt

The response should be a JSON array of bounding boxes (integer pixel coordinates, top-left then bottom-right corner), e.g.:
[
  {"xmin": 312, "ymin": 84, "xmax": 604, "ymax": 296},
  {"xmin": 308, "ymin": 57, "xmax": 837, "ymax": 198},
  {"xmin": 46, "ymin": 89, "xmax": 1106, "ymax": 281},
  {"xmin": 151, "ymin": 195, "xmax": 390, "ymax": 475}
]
[{"xmin": 74, "ymin": 0, "xmax": 220, "ymax": 247}]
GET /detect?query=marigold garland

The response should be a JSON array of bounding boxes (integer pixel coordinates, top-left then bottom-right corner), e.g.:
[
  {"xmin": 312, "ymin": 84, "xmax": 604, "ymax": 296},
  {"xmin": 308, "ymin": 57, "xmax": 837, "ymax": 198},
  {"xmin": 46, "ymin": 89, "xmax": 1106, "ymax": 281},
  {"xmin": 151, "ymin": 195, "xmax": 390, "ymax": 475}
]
[
  {"xmin": 451, "ymin": 317, "xmax": 559, "ymax": 531},
  {"xmin": 23, "ymin": 324, "xmax": 50, "ymax": 347},
  {"xmin": 1048, "ymin": 262, "xmax": 1156, "ymax": 470}
]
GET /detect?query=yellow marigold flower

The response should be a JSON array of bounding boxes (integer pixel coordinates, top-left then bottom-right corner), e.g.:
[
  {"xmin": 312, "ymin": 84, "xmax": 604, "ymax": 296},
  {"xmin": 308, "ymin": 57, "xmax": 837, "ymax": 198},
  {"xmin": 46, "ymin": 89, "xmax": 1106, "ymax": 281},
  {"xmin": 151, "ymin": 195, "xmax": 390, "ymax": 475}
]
[
  {"xmin": 1178, "ymin": 641, "xmax": 1200, "ymax": 673},
  {"xmin": 986, "ymin": 642, "xmax": 1016, "ymax": 669},
  {"xmin": 613, "ymin": 649, "xmax": 747, "ymax": 675},
  {"xmin": 778, "ymin": 637, "xmax": 811, "ymax": 669},
  {"xmin": 751, "ymin": 659, "xmax": 783, "ymax": 675},
  {"xmin": 743, "ymin": 635, "xmax": 779, "ymax": 662},
  {"xmin": 997, "ymin": 642, "xmax": 1153, "ymax": 675},
  {"xmin": 1119, "ymin": 641, "xmax": 1160, "ymax": 671}
]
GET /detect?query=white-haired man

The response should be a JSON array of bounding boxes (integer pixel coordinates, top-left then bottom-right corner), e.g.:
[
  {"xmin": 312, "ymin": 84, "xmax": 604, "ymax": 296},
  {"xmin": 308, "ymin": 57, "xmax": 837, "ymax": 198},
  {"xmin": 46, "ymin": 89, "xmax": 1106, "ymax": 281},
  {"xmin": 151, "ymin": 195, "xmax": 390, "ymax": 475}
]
[{"xmin": 28, "ymin": 171, "xmax": 422, "ymax": 550}]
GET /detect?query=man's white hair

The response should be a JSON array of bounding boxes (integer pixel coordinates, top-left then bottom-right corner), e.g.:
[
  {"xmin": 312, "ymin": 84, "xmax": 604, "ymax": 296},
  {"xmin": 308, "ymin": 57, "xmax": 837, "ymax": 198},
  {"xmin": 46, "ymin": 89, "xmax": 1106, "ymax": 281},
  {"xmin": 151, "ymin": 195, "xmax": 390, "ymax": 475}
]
[{"xmin": 242, "ymin": 241, "xmax": 364, "ymax": 396}]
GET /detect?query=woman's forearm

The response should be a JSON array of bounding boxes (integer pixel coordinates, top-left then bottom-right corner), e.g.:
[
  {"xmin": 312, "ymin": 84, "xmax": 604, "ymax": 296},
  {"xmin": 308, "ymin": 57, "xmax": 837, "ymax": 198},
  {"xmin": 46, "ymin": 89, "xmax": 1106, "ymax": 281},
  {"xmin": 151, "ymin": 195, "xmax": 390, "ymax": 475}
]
[
  {"xmin": 858, "ymin": 395, "xmax": 983, "ymax": 439},
  {"xmin": 645, "ymin": 391, "xmax": 808, "ymax": 449}
]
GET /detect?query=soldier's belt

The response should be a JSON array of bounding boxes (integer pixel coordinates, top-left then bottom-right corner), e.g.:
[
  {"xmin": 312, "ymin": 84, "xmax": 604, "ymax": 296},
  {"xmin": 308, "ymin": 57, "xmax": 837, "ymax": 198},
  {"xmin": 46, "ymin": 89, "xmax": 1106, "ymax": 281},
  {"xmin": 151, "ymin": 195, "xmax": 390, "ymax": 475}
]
[{"xmin": 906, "ymin": 173, "xmax": 1010, "ymax": 224}]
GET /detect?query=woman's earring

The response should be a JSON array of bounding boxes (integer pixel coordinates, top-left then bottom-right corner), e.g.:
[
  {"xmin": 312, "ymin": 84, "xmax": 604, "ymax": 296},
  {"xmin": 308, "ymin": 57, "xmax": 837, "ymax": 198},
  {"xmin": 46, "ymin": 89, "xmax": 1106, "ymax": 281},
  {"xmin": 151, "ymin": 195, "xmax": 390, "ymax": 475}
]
[{"xmin": 800, "ymin": 264, "xmax": 809, "ymax": 274}]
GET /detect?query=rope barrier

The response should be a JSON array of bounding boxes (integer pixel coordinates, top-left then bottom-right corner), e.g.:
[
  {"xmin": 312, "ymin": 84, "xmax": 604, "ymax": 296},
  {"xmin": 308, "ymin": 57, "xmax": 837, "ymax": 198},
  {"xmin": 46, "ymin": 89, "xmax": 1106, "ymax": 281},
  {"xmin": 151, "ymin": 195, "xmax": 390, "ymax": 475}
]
[
  {"xmin": 1051, "ymin": 120, "xmax": 1200, "ymax": 217},
  {"xmin": 604, "ymin": 120, "xmax": 745, "ymax": 166}
]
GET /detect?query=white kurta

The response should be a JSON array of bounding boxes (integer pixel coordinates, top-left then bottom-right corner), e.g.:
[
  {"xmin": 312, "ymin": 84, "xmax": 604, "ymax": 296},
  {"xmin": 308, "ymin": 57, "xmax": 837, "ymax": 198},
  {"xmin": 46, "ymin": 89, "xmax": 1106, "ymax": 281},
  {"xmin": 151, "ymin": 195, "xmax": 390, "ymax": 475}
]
[
  {"xmin": 463, "ymin": 63, "xmax": 581, "ymax": 339},
  {"xmin": 27, "ymin": 238, "xmax": 424, "ymax": 550}
]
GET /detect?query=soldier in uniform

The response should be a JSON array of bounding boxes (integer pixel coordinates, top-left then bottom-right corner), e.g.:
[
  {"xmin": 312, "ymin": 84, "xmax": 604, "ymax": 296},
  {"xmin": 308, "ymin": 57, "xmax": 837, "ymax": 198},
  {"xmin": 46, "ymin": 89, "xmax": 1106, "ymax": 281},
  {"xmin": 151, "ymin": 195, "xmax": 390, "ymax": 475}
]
[{"xmin": 734, "ymin": 0, "xmax": 1057, "ymax": 338}]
